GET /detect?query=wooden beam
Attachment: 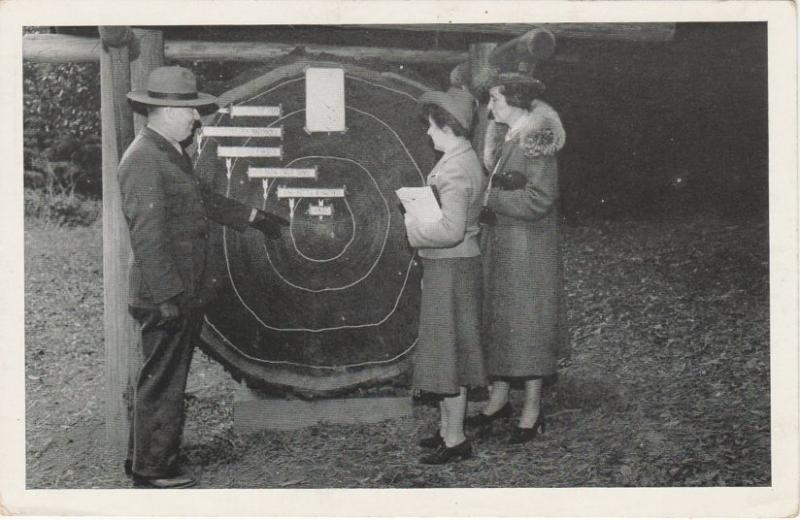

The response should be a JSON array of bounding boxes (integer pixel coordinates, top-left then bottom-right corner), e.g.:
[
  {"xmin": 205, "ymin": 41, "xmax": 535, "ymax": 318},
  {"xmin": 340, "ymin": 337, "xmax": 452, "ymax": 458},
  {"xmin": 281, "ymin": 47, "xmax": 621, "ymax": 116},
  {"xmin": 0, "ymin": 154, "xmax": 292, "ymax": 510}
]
[
  {"xmin": 468, "ymin": 42, "xmax": 497, "ymax": 92},
  {"xmin": 98, "ymin": 27, "xmax": 138, "ymax": 449},
  {"xmin": 23, "ymin": 33, "xmax": 591, "ymax": 67},
  {"xmin": 24, "ymin": 34, "xmax": 103, "ymax": 63},
  {"xmin": 23, "ymin": 33, "xmax": 467, "ymax": 65},
  {"xmin": 46, "ymin": 23, "xmax": 678, "ymax": 42},
  {"xmin": 166, "ymin": 39, "xmax": 464, "ymax": 64},
  {"xmin": 352, "ymin": 23, "xmax": 676, "ymax": 42},
  {"xmin": 467, "ymin": 42, "xmax": 496, "ymax": 165},
  {"xmin": 489, "ymin": 28, "xmax": 556, "ymax": 72},
  {"xmin": 233, "ymin": 388, "xmax": 412, "ymax": 433},
  {"xmin": 130, "ymin": 28, "xmax": 164, "ymax": 133}
]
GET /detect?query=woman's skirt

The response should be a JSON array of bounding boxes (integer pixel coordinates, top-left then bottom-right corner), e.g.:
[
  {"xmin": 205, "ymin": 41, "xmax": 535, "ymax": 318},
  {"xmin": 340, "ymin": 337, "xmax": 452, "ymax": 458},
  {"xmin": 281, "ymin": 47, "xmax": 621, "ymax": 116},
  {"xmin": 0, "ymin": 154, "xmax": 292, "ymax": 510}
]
[{"xmin": 412, "ymin": 256, "xmax": 487, "ymax": 397}]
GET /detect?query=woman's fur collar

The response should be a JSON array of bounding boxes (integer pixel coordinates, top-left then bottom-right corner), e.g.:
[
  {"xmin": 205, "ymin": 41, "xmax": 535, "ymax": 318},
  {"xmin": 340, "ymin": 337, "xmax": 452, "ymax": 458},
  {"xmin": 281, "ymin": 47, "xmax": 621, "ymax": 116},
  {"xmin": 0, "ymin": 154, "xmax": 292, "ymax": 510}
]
[{"xmin": 482, "ymin": 99, "xmax": 566, "ymax": 170}]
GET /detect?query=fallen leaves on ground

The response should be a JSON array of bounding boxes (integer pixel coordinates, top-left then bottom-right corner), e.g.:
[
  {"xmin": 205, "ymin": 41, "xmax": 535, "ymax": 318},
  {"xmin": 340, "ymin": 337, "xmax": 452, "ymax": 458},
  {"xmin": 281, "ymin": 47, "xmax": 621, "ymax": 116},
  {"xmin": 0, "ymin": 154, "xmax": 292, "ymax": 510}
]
[{"xmin": 24, "ymin": 214, "xmax": 770, "ymax": 488}]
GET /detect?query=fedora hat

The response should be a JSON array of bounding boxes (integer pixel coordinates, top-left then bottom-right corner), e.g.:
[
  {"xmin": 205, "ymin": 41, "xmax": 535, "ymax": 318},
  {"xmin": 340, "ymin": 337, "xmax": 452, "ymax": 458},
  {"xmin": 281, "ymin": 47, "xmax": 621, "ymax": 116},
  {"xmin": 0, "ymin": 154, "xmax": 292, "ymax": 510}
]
[
  {"xmin": 127, "ymin": 66, "xmax": 217, "ymax": 107},
  {"xmin": 418, "ymin": 87, "xmax": 476, "ymax": 131}
]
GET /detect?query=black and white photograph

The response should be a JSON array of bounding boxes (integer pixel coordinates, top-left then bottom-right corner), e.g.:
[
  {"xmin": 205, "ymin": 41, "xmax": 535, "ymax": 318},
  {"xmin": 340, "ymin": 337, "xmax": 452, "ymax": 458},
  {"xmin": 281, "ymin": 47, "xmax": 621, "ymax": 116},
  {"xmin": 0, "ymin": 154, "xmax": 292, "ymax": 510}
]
[{"xmin": 0, "ymin": 0, "xmax": 797, "ymax": 516}]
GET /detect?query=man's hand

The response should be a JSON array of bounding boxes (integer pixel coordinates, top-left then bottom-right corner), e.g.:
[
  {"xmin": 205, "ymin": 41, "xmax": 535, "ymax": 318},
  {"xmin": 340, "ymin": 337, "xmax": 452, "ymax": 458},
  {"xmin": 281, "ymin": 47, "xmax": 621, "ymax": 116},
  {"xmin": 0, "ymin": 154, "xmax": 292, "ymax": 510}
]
[
  {"xmin": 157, "ymin": 297, "xmax": 181, "ymax": 330},
  {"xmin": 250, "ymin": 209, "xmax": 289, "ymax": 240}
]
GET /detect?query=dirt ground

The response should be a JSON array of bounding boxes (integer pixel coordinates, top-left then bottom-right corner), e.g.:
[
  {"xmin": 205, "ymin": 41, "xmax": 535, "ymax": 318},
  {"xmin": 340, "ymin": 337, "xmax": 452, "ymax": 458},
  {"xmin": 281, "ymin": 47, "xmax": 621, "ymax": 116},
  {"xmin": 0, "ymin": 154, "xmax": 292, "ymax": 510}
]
[{"xmin": 23, "ymin": 213, "xmax": 771, "ymax": 488}]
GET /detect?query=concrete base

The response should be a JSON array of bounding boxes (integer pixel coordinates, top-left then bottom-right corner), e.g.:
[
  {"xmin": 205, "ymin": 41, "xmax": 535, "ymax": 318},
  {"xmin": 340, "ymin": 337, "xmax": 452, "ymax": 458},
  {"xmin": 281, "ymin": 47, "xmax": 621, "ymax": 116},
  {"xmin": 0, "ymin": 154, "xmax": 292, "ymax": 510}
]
[{"xmin": 233, "ymin": 384, "xmax": 413, "ymax": 434}]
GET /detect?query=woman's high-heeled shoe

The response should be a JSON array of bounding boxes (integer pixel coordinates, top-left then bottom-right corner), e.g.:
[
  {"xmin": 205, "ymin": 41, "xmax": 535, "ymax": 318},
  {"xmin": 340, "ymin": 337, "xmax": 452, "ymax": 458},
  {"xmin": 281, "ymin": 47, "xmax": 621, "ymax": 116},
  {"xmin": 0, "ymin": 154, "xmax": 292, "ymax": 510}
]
[
  {"xmin": 464, "ymin": 402, "xmax": 513, "ymax": 427},
  {"xmin": 419, "ymin": 439, "xmax": 473, "ymax": 465},
  {"xmin": 508, "ymin": 414, "xmax": 546, "ymax": 444},
  {"xmin": 418, "ymin": 431, "xmax": 445, "ymax": 449}
]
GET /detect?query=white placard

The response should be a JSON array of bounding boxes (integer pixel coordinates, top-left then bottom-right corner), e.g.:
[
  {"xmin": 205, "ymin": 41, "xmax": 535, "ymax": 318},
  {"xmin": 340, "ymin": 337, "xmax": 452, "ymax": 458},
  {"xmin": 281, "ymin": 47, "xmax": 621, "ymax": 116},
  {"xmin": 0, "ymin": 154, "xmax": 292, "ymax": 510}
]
[
  {"xmin": 218, "ymin": 105, "xmax": 282, "ymax": 118},
  {"xmin": 277, "ymin": 187, "xmax": 345, "ymax": 199},
  {"xmin": 308, "ymin": 204, "xmax": 333, "ymax": 217},
  {"xmin": 305, "ymin": 67, "xmax": 346, "ymax": 132},
  {"xmin": 217, "ymin": 146, "xmax": 282, "ymax": 158},
  {"xmin": 202, "ymin": 127, "xmax": 282, "ymax": 138},
  {"xmin": 248, "ymin": 167, "xmax": 318, "ymax": 179}
]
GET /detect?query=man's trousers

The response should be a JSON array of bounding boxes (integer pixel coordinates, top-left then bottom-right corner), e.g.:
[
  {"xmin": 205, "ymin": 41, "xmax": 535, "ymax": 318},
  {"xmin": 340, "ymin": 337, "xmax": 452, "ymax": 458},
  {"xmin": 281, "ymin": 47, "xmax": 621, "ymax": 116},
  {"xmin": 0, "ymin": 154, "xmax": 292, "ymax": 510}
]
[{"xmin": 126, "ymin": 306, "xmax": 204, "ymax": 478}]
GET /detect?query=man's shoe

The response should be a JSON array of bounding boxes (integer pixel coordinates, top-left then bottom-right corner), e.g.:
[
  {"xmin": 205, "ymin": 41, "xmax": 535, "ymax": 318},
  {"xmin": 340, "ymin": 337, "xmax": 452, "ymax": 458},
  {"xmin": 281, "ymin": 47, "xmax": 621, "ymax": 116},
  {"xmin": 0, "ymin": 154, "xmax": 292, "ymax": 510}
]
[
  {"xmin": 133, "ymin": 473, "xmax": 197, "ymax": 489},
  {"xmin": 419, "ymin": 439, "xmax": 472, "ymax": 465},
  {"xmin": 464, "ymin": 402, "xmax": 513, "ymax": 427}
]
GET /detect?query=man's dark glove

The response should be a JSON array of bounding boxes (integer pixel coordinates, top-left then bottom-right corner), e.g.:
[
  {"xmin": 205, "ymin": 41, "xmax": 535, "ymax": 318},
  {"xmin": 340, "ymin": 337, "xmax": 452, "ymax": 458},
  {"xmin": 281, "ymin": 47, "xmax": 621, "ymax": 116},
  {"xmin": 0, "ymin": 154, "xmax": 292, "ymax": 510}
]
[
  {"xmin": 250, "ymin": 209, "xmax": 289, "ymax": 239},
  {"xmin": 492, "ymin": 170, "xmax": 528, "ymax": 191}
]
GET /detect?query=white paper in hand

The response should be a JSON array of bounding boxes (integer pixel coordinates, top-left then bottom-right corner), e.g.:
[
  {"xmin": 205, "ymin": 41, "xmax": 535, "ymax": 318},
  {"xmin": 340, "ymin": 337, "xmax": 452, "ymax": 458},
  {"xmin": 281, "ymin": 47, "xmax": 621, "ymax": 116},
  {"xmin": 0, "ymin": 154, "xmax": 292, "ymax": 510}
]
[{"xmin": 395, "ymin": 186, "xmax": 443, "ymax": 223}]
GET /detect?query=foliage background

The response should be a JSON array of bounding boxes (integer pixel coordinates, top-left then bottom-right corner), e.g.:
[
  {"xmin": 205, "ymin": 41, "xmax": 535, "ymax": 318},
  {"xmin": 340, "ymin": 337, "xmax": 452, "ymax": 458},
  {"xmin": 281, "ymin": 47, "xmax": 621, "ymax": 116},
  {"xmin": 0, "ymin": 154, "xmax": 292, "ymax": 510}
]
[{"xmin": 22, "ymin": 23, "xmax": 769, "ymax": 225}]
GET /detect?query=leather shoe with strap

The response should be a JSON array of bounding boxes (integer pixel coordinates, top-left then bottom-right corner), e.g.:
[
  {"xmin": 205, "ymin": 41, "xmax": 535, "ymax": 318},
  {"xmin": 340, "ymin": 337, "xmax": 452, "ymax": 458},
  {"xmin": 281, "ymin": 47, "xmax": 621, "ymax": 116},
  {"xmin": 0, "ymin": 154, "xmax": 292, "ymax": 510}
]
[
  {"xmin": 418, "ymin": 431, "xmax": 445, "ymax": 449},
  {"xmin": 133, "ymin": 472, "xmax": 197, "ymax": 489},
  {"xmin": 419, "ymin": 439, "xmax": 473, "ymax": 465},
  {"xmin": 464, "ymin": 402, "xmax": 513, "ymax": 427}
]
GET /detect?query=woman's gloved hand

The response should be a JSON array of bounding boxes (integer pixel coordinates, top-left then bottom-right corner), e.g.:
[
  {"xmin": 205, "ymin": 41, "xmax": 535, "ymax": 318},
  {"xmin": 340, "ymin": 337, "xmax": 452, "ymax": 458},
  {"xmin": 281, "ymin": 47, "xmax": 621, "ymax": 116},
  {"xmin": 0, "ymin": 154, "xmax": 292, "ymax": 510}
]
[
  {"xmin": 479, "ymin": 207, "xmax": 497, "ymax": 226},
  {"xmin": 250, "ymin": 209, "xmax": 289, "ymax": 239},
  {"xmin": 492, "ymin": 170, "xmax": 528, "ymax": 191}
]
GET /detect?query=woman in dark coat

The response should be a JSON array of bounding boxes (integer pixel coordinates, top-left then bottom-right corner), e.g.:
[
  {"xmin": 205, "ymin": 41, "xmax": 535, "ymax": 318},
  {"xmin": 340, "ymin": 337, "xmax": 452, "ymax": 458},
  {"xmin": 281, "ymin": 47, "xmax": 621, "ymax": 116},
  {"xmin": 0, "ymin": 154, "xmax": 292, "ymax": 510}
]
[
  {"xmin": 466, "ymin": 73, "xmax": 568, "ymax": 444},
  {"xmin": 404, "ymin": 87, "xmax": 488, "ymax": 464}
]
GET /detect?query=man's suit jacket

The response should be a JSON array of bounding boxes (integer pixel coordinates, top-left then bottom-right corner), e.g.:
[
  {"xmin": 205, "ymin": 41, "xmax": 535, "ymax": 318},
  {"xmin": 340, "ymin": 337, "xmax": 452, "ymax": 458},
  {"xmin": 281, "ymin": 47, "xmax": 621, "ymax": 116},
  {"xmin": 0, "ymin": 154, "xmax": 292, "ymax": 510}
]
[{"xmin": 118, "ymin": 126, "xmax": 252, "ymax": 309}]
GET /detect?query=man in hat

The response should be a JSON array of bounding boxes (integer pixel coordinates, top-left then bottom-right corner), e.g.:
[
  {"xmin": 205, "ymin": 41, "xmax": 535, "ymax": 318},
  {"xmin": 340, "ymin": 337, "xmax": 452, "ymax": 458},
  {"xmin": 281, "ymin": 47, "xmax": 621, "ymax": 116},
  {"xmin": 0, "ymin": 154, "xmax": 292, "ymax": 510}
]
[{"xmin": 119, "ymin": 66, "xmax": 286, "ymax": 488}]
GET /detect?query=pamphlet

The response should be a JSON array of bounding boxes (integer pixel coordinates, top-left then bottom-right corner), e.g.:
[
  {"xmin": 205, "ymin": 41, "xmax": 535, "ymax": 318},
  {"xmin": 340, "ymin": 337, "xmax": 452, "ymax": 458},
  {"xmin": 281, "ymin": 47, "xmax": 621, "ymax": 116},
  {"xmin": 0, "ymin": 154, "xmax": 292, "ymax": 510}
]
[{"xmin": 395, "ymin": 185, "xmax": 442, "ymax": 222}]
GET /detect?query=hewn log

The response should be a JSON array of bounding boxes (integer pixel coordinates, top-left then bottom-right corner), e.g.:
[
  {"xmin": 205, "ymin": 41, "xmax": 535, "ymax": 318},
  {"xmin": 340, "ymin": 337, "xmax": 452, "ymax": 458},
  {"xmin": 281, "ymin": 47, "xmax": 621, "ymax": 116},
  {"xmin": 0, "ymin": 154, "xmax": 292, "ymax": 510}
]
[
  {"xmin": 23, "ymin": 33, "xmax": 467, "ymax": 65},
  {"xmin": 99, "ymin": 27, "xmax": 137, "ymax": 449},
  {"xmin": 489, "ymin": 28, "xmax": 556, "ymax": 72},
  {"xmin": 468, "ymin": 42, "xmax": 498, "ymax": 92},
  {"xmin": 354, "ymin": 23, "xmax": 676, "ymax": 42},
  {"xmin": 23, "ymin": 33, "xmax": 590, "ymax": 68},
  {"xmin": 45, "ymin": 23, "xmax": 677, "ymax": 42},
  {"xmin": 467, "ymin": 42, "xmax": 496, "ymax": 166},
  {"xmin": 24, "ymin": 34, "xmax": 103, "ymax": 63},
  {"xmin": 98, "ymin": 26, "xmax": 133, "ymax": 48},
  {"xmin": 167, "ymin": 40, "xmax": 467, "ymax": 64},
  {"xmin": 130, "ymin": 28, "xmax": 164, "ymax": 132}
]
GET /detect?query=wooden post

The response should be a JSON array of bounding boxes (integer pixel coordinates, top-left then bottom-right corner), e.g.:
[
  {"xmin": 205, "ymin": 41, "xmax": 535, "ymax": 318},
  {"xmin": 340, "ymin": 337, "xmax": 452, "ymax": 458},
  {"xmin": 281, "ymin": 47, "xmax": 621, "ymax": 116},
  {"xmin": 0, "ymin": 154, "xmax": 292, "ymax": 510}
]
[
  {"xmin": 468, "ymin": 42, "xmax": 497, "ymax": 94},
  {"xmin": 99, "ymin": 26, "xmax": 137, "ymax": 449},
  {"xmin": 130, "ymin": 28, "xmax": 164, "ymax": 133},
  {"xmin": 467, "ymin": 42, "xmax": 497, "ymax": 164}
]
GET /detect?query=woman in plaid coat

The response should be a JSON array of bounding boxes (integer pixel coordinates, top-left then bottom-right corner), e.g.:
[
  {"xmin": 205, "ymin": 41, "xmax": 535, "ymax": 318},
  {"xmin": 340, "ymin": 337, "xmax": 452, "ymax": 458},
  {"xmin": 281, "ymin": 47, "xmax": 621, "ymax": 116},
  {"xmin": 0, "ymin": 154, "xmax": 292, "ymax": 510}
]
[{"xmin": 467, "ymin": 73, "xmax": 568, "ymax": 444}]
